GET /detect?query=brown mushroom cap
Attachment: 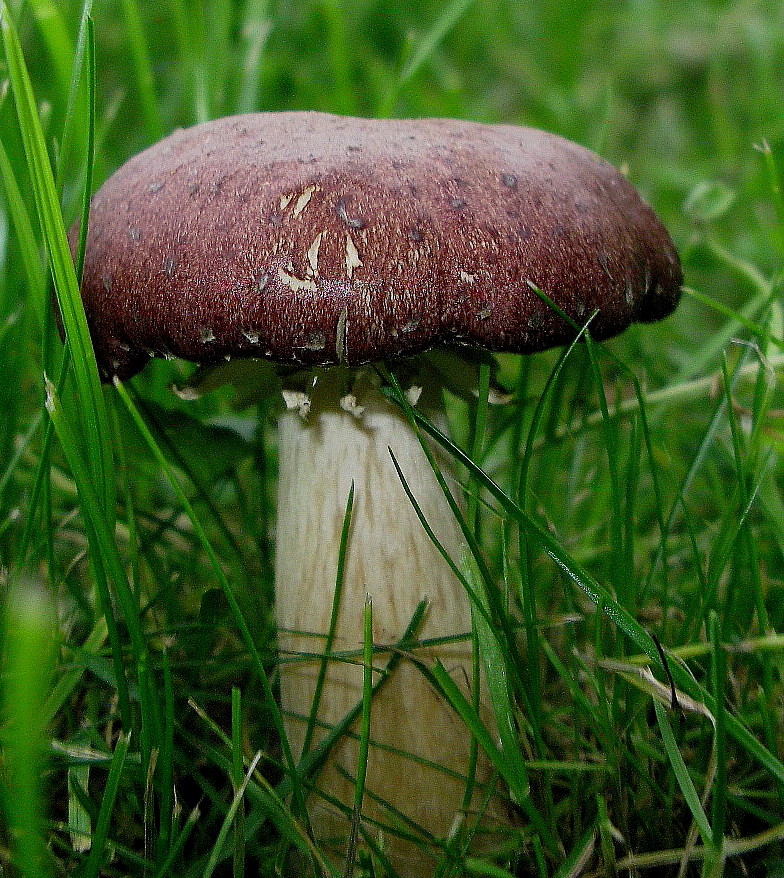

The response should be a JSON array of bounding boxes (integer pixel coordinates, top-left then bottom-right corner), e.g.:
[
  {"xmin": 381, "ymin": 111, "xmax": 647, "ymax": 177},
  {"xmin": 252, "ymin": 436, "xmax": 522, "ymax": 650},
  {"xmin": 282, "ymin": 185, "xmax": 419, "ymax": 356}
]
[{"xmin": 74, "ymin": 111, "xmax": 682, "ymax": 379}]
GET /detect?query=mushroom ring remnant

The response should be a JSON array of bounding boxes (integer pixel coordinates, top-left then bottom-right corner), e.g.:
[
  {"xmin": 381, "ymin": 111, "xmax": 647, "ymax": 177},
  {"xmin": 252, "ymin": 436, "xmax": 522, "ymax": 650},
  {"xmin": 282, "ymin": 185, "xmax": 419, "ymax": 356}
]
[{"xmin": 73, "ymin": 112, "xmax": 682, "ymax": 877}]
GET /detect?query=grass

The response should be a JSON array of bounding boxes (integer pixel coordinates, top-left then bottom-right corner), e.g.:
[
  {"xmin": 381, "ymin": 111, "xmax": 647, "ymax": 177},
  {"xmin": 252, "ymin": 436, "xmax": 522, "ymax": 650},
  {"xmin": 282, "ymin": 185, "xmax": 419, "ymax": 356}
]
[{"xmin": 1, "ymin": 0, "xmax": 784, "ymax": 875}]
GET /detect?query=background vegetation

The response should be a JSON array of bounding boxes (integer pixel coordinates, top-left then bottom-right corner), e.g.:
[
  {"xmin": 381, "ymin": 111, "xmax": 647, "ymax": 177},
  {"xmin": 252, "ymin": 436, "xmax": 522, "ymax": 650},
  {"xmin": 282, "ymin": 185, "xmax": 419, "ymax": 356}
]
[{"xmin": 1, "ymin": 0, "xmax": 784, "ymax": 875}]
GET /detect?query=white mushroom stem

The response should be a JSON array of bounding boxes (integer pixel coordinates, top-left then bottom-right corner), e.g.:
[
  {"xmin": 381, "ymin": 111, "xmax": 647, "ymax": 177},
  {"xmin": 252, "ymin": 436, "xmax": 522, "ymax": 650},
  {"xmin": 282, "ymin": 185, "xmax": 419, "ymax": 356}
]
[{"xmin": 275, "ymin": 367, "xmax": 504, "ymax": 875}]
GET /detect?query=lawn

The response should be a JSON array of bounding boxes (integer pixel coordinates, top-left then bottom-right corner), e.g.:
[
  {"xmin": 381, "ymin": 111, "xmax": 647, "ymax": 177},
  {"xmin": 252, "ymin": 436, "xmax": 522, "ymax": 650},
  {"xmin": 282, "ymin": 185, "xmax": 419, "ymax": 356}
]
[{"xmin": 1, "ymin": 0, "xmax": 784, "ymax": 876}]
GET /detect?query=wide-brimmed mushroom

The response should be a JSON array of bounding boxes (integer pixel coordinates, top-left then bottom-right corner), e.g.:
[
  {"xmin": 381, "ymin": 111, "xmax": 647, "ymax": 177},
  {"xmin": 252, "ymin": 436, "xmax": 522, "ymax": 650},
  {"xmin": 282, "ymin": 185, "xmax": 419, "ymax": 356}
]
[{"xmin": 72, "ymin": 111, "xmax": 682, "ymax": 875}]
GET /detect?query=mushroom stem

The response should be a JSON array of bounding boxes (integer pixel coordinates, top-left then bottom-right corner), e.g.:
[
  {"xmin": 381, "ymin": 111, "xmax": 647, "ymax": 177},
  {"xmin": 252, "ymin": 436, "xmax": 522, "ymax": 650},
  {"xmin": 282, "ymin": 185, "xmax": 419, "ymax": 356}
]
[{"xmin": 275, "ymin": 367, "xmax": 503, "ymax": 875}]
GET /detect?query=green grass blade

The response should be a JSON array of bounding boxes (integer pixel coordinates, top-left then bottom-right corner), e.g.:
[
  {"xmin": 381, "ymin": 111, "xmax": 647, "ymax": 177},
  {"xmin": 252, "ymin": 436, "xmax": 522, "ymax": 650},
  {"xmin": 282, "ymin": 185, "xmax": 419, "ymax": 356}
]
[
  {"xmin": 279, "ymin": 601, "xmax": 429, "ymax": 797},
  {"xmin": 428, "ymin": 660, "xmax": 558, "ymax": 853},
  {"xmin": 344, "ymin": 597, "xmax": 373, "ymax": 878},
  {"xmin": 43, "ymin": 378, "xmax": 135, "ymax": 727},
  {"xmin": 1, "ymin": 1, "xmax": 115, "ymax": 523},
  {"xmin": 0, "ymin": 138, "xmax": 47, "ymax": 324},
  {"xmin": 708, "ymin": 612, "xmax": 728, "ymax": 851},
  {"xmin": 234, "ymin": 0, "xmax": 272, "ymax": 114},
  {"xmin": 686, "ymin": 286, "xmax": 783, "ymax": 352},
  {"xmin": 116, "ymin": 0, "xmax": 162, "ymax": 139},
  {"xmin": 581, "ymin": 333, "xmax": 624, "ymax": 595},
  {"xmin": 381, "ymin": 369, "xmax": 526, "ymax": 688},
  {"xmin": 53, "ymin": 0, "xmax": 94, "ymax": 195},
  {"xmin": 0, "ymin": 410, "xmax": 41, "ymax": 513},
  {"xmin": 462, "ymin": 550, "xmax": 524, "ymax": 794},
  {"xmin": 230, "ymin": 687, "xmax": 246, "ymax": 878},
  {"xmin": 156, "ymin": 649, "xmax": 175, "ymax": 856},
  {"xmin": 320, "ymin": 0, "xmax": 354, "ymax": 115},
  {"xmin": 202, "ymin": 751, "xmax": 262, "ymax": 878},
  {"xmin": 466, "ymin": 358, "xmax": 491, "ymax": 528},
  {"xmin": 152, "ymin": 805, "xmax": 201, "ymax": 878},
  {"xmin": 756, "ymin": 139, "xmax": 784, "ymax": 255},
  {"xmin": 43, "ymin": 615, "xmax": 108, "ymax": 724},
  {"xmin": 1, "ymin": 578, "xmax": 55, "ymax": 878},
  {"xmin": 79, "ymin": 731, "xmax": 132, "ymax": 878},
  {"xmin": 69, "ymin": 13, "xmax": 96, "ymax": 283},
  {"xmin": 379, "ymin": 0, "xmax": 476, "ymax": 115},
  {"xmin": 301, "ymin": 482, "xmax": 354, "ymax": 758},
  {"xmin": 551, "ymin": 823, "xmax": 597, "ymax": 878},
  {"xmin": 26, "ymin": 0, "xmax": 73, "ymax": 104},
  {"xmin": 654, "ymin": 700, "xmax": 714, "ymax": 849},
  {"xmin": 68, "ymin": 758, "xmax": 92, "ymax": 856},
  {"xmin": 463, "ymin": 859, "xmax": 518, "ymax": 877}
]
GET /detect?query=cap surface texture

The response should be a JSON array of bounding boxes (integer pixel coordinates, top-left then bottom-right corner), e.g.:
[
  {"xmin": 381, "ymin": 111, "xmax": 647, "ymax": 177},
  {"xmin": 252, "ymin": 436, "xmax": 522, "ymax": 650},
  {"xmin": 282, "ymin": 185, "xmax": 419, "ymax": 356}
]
[{"xmin": 74, "ymin": 111, "xmax": 682, "ymax": 378}]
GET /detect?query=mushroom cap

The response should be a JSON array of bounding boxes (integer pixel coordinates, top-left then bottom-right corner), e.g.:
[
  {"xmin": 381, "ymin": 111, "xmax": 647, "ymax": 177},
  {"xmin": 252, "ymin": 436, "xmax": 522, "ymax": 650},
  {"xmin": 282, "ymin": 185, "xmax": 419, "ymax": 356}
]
[{"xmin": 73, "ymin": 111, "xmax": 682, "ymax": 379}]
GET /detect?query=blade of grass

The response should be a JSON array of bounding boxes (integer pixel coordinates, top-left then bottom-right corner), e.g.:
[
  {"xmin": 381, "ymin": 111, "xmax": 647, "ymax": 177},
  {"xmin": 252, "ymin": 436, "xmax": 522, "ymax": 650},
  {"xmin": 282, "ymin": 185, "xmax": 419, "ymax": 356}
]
[
  {"xmin": 595, "ymin": 794, "xmax": 617, "ymax": 878},
  {"xmin": 0, "ymin": 138, "xmax": 47, "ymax": 324},
  {"xmin": 379, "ymin": 0, "xmax": 476, "ymax": 115},
  {"xmin": 320, "ymin": 0, "xmax": 355, "ymax": 115},
  {"xmin": 79, "ymin": 731, "xmax": 132, "ymax": 878},
  {"xmin": 580, "ymin": 332, "xmax": 624, "ymax": 600},
  {"xmin": 1, "ymin": 578, "xmax": 55, "ymax": 878},
  {"xmin": 686, "ymin": 286, "xmax": 783, "ymax": 353},
  {"xmin": 1, "ymin": 2, "xmax": 115, "ymax": 523},
  {"xmin": 344, "ymin": 596, "xmax": 373, "ymax": 878},
  {"xmin": 428, "ymin": 660, "xmax": 556, "ymax": 852},
  {"xmin": 44, "ymin": 378, "xmax": 134, "ymax": 730},
  {"xmin": 674, "ymin": 258, "xmax": 780, "ymax": 384},
  {"xmin": 278, "ymin": 601, "xmax": 428, "ymax": 799},
  {"xmin": 234, "ymin": 0, "xmax": 272, "ymax": 114},
  {"xmin": 231, "ymin": 687, "xmax": 246, "ymax": 878},
  {"xmin": 68, "ymin": 12, "xmax": 96, "ymax": 283},
  {"xmin": 645, "ymin": 350, "xmax": 755, "ymax": 603},
  {"xmin": 385, "ymin": 435, "xmax": 552, "ymax": 847},
  {"xmin": 544, "ymin": 349, "xmax": 784, "ymax": 447},
  {"xmin": 53, "ymin": 0, "xmax": 94, "ymax": 195},
  {"xmin": 614, "ymin": 819, "xmax": 784, "ymax": 871},
  {"xmin": 466, "ymin": 358, "xmax": 491, "ymax": 529},
  {"xmin": 152, "ymin": 805, "xmax": 201, "ymax": 878},
  {"xmin": 116, "ymin": 0, "xmax": 162, "ymax": 139},
  {"xmin": 463, "ymin": 859, "xmax": 518, "ymax": 877},
  {"xmin": 708, "ymin": 612, "xmax": 728, "ymax": 854},
  {"xmin": 47, "ymin": 369, "xmax": 161, "ymax": 795},
  {"xmin": 517, "ymin": 318, "xmax": 593, "ymax": 748},
  {"xmin": 755, "ymin": 139, "xmax": 784, "ymax": 255},
  {"xmin": 156, "ymin": 649, "xmax": 175, "ymax": 857},
  {"xmin": 300, "ymin": 482, "xmax": 354, "ymax": 759},
  {"xmin": 181, "ymin": 702, "xmax": 335, "ymax": 872},
  {"xmin": 68, "ymin": 757, "xmax": 92, "ymax": 854},
  {"xmin": 26, "ymin": 0, "xmax": 73, "ymax": 105},
  {"xmin": 654, "ymin": 700, "xmax": 714, "ymax": 849},
  {"xmin": 43, "ymin": 615, "xmax": 108, "ymax": 724},
  {"xmin": 381, "ymin": 369, "xmax": 528, "ymax": 710},
  {"xmin": 0, "ymin": 409, "xmax": 42, "ymax": 508},
  {"xmin": 462, "ymin": 550, "xmax": 524, "ymax": 798},
  {"xmin": 202, "ymin": 751, "xmax": 262, "ymax": 878},
  {"xmin": 550, "ymin": 822, "xmax": 596, "ymax": 878}
]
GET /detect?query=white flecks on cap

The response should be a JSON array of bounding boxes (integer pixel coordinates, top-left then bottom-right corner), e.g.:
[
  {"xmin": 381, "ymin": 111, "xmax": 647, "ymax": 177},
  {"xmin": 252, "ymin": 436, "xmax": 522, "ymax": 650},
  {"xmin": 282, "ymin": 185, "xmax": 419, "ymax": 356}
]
[
  {"xmin": 345, "ymin": 233, "xmax": 362, "ymax": 279},
  {"xmin": 307, "ymin": 232, "xmax": 324, "ymax": 276},
  {"xmin": 292, "ymin": 184, "xmax": 319, "ymax": 217},
  {"xmin": 278, "ymin": 265, "xmax": 317, "ymax": 293}
]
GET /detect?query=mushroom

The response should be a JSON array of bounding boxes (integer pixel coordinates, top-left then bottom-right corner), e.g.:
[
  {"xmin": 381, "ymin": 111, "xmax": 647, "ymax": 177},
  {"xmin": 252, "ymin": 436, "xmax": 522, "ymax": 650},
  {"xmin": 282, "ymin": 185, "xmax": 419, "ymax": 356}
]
[{"xmin": 72, "ymin": 111, "xmax": 682, "ymax": 875}]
